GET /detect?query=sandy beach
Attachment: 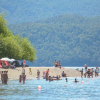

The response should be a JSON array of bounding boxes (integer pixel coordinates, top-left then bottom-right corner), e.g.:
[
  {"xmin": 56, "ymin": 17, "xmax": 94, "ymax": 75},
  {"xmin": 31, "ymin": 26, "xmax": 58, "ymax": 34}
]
[{"xmin": 0, "ymin": 67, "xmax": 81, "ymax": 80}]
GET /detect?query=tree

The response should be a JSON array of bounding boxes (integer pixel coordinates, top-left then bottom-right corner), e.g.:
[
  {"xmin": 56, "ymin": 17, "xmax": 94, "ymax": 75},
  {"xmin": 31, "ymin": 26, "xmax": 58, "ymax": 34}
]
[
  {"xmin": 14, "ymin": 35, "xmax": 36, "ymax": 62},
  {"xmin": 0, "ymin": 13, "xmax": 36, "ymax": 62}
]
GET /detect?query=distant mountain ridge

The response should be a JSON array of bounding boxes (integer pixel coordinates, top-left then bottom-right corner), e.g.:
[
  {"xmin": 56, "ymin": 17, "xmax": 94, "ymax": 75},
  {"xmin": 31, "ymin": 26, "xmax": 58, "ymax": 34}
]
[
  {"xmin": 0, "ymin": 0, "xmax": 100, "ymax": 24},
  {"xmin": 8, "ymin": 14, "xmax": 100, "ymax": 66}
]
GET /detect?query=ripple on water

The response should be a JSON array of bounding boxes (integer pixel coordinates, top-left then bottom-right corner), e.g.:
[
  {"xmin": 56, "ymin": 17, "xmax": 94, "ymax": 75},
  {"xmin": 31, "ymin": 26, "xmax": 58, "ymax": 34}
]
[{"xmin": 0, "ymin": 77, "xmax": 100, "ymax": 100}]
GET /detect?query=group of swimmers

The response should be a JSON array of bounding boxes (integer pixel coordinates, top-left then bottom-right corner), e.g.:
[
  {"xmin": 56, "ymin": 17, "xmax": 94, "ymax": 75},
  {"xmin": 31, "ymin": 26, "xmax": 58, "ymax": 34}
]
[
  {"xmin": 65, "ymin": 78, "xmax": 79, "ymax": 83},
  {"xmin": 54, "ymin": 60, "xmax": 61, "ymax": 68}
]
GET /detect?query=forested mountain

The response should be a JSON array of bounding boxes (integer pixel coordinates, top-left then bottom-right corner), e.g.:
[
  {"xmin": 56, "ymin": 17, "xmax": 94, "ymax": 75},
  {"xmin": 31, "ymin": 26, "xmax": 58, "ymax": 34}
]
[
  {"xmin": 9, "ymin": 14, "xmax": 100, "ymax": 66},
  {"xmin": 0, "ymin": 0, "xmax": 100, "ymax": 24}
]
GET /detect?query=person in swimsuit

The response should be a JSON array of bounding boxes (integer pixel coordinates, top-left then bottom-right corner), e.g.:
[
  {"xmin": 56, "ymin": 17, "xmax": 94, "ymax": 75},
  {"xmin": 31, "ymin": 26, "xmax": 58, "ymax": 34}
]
[
  {"xmin": 54, "ymin": 60, "xmax": 58, "ymax": 67},
  {"xmin": 46, "ymin": 72, "xmax": 49, "ymax": 80},
  {"xmin": 22, "ymin": 67, "xmax": 25, "ymax": 75},
  {"xmin": 58, "ymin": 60, "xmax": 61, "ymax": 69},
  {"xmin": 56, "ymin": 75, "xmax": 59, "ymax": 79},
  {"xmin": 97, "ymin": 67, "xmax": 99, "ymax": 76},
  {"xmin": 90, "ymin": 68, "xmax": 93, "ymax": 78},
  {"xmin": 37, "ymin": 70, "xmax": 40, "ymax": 78},
  {"xmin": 80, "ymin": 68, "xmax": 83, "ymax": 78},
  {"xmin": 74, "ymin": 78, "xmax": 79, "ymax": 83},
  {"xmin": 84, "ymin": 64, "xmax": 88, "ymax": 72},
  {"xmin": 46, "ymin": 69, "xmax": 49, "ymax": 76},
  {"xmin": 66, "ymin": 78, "xmax": 68, "ymax": 82},
  {"xmin": 29, "ymin": 68, "xmax": 32, "ymax": 75},
  {"xmin": 62, "ymin": 71, "xmax": 66, "ymax": 77},
  {"xmin": 95, "ymin": 67, "xmax": 98, "ymax": 77}
]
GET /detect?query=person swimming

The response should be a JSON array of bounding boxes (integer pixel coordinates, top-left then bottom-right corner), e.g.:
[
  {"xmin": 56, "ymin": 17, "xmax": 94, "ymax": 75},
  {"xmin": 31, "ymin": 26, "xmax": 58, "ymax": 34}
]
[
  {"xmin": 74, "ymin": 78, "xmax": 79, "ymax": 83},
  {"xmin": 66, "ymin": 78, "xmax": 68, "ymax": 82}
]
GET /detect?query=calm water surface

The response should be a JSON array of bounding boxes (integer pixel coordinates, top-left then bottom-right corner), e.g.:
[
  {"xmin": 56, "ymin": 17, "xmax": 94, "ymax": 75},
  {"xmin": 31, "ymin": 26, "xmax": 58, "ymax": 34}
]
[{"xmin": 0, "ymin": 77, "xmax": 100, "ymax": 100}]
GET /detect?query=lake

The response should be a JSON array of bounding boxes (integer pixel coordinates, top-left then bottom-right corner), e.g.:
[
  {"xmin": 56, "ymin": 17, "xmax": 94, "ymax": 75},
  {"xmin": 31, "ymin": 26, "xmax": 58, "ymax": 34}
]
[{"xmin": 0, "ymin": 76, "xmax": 100, "ymax": 100}]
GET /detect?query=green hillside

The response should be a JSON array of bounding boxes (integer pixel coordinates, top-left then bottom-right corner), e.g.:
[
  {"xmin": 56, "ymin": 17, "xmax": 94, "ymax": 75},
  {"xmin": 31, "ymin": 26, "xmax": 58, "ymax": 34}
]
[
  {"xmin": 9, "ymin": 14, "xmax": 100, "ymax": 66},
  {"xmin": 0, "ymin": 0, "xmax": 100, "ymax": 24}
]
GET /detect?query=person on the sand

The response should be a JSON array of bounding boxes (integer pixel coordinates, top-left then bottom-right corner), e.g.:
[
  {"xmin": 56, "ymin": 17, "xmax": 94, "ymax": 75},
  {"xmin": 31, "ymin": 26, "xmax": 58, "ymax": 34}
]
[
  {"xmin": 37, "ymin": 70, "xmax": 40, "ymax": 78},
  {"xmin": 55, "ymin": 75, "xmax": 59, "ymax": 79},
  {"xmin": 29, "ymin": 68, "xmax": 32, "ymax": 75},
  {"xmin": 62, "ymin": 71, "xmax": 66, "ymax": 77},
  {"xmin": 22, "ymin": 67, "xmax": 25, "ymax": 75},
  {"xmin": 46, "ymin": 69, "xmax": 49, "ymax": 75},
  {"xmin": 58, "ymin": 60, "xmax": 61, "ymax": 68},
  {"xmin": 58, "ymin": 75, "xmax": 61, "ymax": 79},
  {"xmin": 54, "ymin": 60, "xmax": 58, "ymax": 67}
]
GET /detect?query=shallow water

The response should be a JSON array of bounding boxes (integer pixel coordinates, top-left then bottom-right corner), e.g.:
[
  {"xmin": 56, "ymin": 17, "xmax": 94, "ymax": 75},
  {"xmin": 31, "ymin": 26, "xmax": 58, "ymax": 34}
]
[{"xmin": 0, "ymin": 77, "xmax": 100, "ymax": 100}]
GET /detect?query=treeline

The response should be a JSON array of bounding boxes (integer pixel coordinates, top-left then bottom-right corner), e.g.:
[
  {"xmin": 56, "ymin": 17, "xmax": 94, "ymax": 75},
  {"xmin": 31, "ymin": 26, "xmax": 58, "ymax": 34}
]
[
  {"xmin": 0, "ymin": 0, "xmax": 100, "ymax": 24},
  {"xmin": 9, "ymin": 14, "xmax": 100, "ymax": 66},
  {"xmin": 0, "ymin": 13, "xmax": 36, "ymax": 62}
]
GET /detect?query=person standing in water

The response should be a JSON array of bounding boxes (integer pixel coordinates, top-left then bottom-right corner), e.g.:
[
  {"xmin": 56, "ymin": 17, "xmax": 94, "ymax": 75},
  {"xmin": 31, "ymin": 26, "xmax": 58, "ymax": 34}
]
[
  {"xmin": 97, "ymin": 66, "xmax": 99, "ymax": 76},
  {"xmin": 22, "ymin": 67, "xmax": 26, "ymax": 84},
  {"xmin": 84, "ymin": 64, "xmax": 88, "ymax": 72},
  {"xmin": 95, "ymin": 67, "xmax": 99, "ymax": 77},
  {"xmin": 74, "ymin": 78, "xmax": 79, "ymax": 83},
  {"xmin": 22, "ymin": 67, "xmax": 25, "ymax": 75},
  {"xmin": 90, "ymin": 68, "xmax": 94, "ymax": 78},
  {"xmin": 80, "ymin": 68, "xmax": 83, "ymax": 78},
  {"xmin": 66, "ymin": 78, "xmax": 68, "ymax": 82}
]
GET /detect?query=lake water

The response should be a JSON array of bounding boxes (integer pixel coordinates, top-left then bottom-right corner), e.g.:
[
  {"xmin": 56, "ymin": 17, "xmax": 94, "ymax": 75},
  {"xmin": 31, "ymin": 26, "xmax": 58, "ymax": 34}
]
[{"xmin": 0, "ymin": 76, "xmax": 100, "ymax": 100}]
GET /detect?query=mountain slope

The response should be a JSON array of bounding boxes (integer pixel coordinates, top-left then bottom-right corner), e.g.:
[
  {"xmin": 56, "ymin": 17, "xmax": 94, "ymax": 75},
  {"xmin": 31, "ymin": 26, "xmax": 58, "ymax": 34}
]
[
  {"xmin": 0, "ymin": 0, "xmax": 100, "ymax": 24},
  {"xmin": 8, "ymin": 14, "xmax": 100, "ymax": 66}
]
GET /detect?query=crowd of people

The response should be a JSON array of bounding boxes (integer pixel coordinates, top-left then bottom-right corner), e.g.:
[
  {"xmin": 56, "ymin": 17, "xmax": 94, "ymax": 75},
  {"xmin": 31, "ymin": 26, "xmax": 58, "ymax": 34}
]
[
  {"xmin": 42, "ymin": 69, "xmax": 62, "ymax": 81},
  {"xmin": 0, "ymin": 61, "xmax": 15, "ymax": 69},
  {"xmin": 80, "ymin": 64, "xmax": 99, "ymax": 78},
  {"xmin": 36, "ymin": 63, "xmax": 100, "ymax": 82},
  {"xmin": 1, "ymin": 60, "xmax": 99, "ymax": 84}
]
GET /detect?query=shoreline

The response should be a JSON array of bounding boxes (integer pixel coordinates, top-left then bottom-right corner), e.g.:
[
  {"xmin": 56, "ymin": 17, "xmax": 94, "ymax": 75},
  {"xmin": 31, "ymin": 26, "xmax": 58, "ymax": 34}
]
[{"xmin": 0, "ymin": 67, "xmax": 81, "ymax": 81}]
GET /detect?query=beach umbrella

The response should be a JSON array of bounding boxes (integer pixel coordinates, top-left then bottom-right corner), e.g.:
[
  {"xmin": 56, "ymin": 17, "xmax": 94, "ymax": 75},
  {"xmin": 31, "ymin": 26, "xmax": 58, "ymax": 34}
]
[
  {"xmin": 10, "ymin": 59, "xmax": 15, "ymax": 62},
  {"xmin": 0, "ymin": 57, "xmax": 11, "ymax": 61}
]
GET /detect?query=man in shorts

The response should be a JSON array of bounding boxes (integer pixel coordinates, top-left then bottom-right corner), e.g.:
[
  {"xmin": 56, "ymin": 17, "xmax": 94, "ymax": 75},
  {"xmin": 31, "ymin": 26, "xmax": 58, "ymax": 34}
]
[{"xmin": 84, "ymin": 64, "xmax": 88, "ymax": 72}]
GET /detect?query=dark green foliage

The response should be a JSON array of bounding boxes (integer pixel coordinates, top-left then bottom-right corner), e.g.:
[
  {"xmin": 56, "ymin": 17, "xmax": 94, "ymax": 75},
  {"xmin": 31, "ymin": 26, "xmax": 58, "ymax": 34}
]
[
  {"xmin": 0, "ymin": 13, "xmax": 36, "ymax": 62},
  {"xmin": 8, "ymin": 14, "xmax": 100, "ymax": 66},
  {"xmin": 0, "ymin": 0, "xmax": 100, "ymax": 24}
]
